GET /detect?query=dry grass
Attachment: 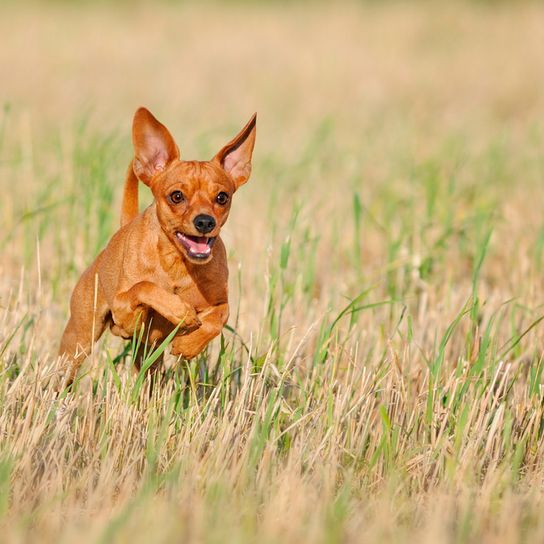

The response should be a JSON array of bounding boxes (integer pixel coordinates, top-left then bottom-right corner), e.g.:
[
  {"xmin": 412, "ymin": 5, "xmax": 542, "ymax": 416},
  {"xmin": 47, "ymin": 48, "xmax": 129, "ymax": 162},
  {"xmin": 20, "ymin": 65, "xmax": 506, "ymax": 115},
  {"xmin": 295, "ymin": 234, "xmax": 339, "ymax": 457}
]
[{"xmin": 2, "ymin": 1, "xmax": 544, "ymax": 542}]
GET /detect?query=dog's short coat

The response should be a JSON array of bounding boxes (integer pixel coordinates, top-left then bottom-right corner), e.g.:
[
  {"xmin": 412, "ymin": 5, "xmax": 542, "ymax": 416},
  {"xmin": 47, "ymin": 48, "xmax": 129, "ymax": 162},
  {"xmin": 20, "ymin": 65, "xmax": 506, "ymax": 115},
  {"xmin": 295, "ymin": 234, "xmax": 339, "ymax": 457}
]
[{"xmin": 59, "ymin": 108, "xmax": 256, "ymax": 385}]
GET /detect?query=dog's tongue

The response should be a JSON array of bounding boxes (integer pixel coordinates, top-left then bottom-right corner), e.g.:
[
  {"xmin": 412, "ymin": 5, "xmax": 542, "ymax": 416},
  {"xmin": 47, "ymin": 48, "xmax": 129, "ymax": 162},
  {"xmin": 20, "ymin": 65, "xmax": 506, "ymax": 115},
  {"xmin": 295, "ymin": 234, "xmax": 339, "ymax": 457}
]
[{"xmin": 186, "ymin": 236, "xmax": 209, "ymax": 254}]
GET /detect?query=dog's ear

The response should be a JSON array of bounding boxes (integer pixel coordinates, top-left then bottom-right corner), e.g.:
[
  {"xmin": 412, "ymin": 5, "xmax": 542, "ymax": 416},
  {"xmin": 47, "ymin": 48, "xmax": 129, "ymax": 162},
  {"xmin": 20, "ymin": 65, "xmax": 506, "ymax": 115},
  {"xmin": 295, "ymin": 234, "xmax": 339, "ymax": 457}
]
[
  {"xmin": 132, "ymin": 107, "xmax": 180, "ymax": 186},
  {"xmin": 214, "ymin": 113, "xmax": 256, "ymax": 189}
]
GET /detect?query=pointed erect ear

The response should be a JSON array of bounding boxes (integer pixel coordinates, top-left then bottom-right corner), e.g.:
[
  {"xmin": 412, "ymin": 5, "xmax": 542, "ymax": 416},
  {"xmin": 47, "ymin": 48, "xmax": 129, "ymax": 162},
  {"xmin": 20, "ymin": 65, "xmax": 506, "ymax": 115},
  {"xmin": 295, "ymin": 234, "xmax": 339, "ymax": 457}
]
[
  {"xmin": 132, "ymin": 107, "xmax": 180, "ymax": 186},
  {"xmin": 213, "ymin": 113, "xmax": 257, "ymax": 189}
]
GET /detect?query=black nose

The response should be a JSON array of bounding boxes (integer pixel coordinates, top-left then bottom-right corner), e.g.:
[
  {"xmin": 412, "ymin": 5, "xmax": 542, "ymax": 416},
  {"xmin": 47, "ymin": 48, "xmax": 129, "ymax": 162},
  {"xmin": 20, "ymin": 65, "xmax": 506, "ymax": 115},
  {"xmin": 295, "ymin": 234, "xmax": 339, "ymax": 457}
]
[{"xmin": 193, "ymin": 214, "xmax": 216, "ymax": 234}]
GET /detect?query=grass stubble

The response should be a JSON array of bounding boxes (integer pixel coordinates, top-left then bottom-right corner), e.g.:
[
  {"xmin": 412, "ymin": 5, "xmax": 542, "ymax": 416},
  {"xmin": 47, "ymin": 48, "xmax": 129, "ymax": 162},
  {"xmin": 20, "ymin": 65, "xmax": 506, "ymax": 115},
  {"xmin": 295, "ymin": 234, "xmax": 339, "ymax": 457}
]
[{"xmin": 1, "ymin": 1, "xmax": 544, "ymax": 542}]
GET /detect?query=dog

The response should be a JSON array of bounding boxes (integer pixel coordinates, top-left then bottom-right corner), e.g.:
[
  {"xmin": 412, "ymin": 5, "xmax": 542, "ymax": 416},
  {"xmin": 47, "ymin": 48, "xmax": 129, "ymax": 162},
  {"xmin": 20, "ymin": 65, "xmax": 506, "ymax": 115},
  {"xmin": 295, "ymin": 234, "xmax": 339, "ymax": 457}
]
[{"xmin": 58, "ymin": 107, "xmax": 256, "ymax": 385}]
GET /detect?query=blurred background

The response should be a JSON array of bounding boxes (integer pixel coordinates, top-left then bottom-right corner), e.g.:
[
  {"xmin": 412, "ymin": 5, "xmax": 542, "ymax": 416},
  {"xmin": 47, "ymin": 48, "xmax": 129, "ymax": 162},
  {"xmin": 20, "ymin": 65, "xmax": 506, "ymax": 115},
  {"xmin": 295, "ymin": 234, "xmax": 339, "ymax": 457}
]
[{"xmin": 2, "ymin": 0, "xmax": 543, "ymax": 301}]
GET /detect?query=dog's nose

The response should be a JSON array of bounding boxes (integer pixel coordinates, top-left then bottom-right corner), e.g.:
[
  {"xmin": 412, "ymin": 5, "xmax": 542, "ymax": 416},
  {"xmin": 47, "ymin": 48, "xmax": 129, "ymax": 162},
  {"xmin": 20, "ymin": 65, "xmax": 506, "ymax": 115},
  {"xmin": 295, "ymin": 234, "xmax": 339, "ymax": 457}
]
[{"xmin": 193, "ymin": 214, "xmax": 216, "ymax": 234}]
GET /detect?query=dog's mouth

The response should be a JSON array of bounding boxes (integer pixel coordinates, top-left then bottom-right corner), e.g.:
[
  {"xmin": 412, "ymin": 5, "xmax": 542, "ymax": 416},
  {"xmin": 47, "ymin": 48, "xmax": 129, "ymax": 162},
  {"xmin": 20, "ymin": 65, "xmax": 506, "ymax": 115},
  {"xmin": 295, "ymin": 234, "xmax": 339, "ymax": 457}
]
[{"xmin": 175, "ymin": 232, "xmax": 216, "ymax": 260}]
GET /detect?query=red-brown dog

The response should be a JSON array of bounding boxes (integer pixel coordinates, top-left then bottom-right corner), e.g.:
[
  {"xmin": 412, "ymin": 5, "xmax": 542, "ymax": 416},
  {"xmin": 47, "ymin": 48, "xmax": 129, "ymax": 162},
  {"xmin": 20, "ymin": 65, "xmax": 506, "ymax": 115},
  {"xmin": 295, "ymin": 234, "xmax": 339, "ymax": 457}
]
[{"xmin": 59, "ymin": 108, "xmax": 256, "ymax": 385}]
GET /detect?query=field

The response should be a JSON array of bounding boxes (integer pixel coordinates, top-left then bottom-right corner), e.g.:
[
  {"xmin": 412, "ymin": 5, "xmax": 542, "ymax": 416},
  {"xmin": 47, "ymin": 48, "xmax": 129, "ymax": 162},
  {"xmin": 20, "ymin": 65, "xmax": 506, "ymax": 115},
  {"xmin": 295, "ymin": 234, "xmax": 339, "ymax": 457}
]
[{"xmin": 2, "ymin": 1, "xmax": 544, "ymax": 542}]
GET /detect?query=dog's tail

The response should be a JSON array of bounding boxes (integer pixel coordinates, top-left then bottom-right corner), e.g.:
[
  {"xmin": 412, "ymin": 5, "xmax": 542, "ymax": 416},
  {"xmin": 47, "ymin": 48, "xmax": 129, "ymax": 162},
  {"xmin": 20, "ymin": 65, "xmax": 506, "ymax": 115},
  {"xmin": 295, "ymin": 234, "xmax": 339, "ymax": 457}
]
[{"xmin": 121, "ymin": 160, "xmax": 139, "ymax": 227}]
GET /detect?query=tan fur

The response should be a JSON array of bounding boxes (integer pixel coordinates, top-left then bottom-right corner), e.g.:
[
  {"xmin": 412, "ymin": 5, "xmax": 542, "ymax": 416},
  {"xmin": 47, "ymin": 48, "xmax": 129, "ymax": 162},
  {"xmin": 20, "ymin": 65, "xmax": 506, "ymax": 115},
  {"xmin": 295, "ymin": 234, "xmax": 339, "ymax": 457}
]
[
  {"xmin": 59, "ymin": 108, "xmax": 256, "ymax": 386},
  {"xmin": 120, "ymin": 160, "xmax": 139, "ymax": 227}
]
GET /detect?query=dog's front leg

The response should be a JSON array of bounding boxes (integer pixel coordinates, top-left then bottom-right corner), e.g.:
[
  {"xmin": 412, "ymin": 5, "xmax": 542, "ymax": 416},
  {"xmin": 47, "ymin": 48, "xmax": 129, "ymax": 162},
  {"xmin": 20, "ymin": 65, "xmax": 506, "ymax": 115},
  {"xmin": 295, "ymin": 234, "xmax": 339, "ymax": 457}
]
[
  {"xmin": 171, "ymin": 303, "xmax": 229, "ymax": 359},
  {"xmin": 112, "ymin": 281, "xmax": 201, "ymax": 337}
]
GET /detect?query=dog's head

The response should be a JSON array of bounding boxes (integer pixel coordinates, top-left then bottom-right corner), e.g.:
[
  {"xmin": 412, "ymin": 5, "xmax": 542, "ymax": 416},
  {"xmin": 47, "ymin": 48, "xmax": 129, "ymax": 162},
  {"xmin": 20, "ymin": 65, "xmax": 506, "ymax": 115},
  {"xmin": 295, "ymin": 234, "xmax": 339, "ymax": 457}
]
[{"xmin": 131, "ymin": 107, "xmax": 256, "ymax": 264}]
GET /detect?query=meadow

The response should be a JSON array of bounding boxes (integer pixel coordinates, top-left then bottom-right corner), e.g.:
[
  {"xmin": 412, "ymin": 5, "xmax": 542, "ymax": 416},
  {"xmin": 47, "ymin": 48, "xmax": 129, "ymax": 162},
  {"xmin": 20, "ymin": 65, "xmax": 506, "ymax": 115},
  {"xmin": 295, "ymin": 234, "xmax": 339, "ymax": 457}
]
[{"xmin": 1, "ymin": 1, "xmax": 544, "ymax": 542}]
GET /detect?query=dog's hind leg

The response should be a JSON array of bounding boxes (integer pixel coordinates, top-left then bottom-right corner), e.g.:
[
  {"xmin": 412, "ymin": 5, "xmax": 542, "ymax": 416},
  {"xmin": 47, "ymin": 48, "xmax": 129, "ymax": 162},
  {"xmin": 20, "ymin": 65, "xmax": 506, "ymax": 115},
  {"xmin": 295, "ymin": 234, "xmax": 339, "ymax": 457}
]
[{"xmin": 58, "ymin": 269, "xmax": 109, "ymax": 389}]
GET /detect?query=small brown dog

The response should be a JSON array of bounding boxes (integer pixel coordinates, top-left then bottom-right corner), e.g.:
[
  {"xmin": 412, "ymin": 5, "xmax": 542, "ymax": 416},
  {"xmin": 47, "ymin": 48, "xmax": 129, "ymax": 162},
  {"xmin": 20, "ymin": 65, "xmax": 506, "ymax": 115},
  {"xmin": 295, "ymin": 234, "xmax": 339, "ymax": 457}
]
[{"xmin": 59, "ymin": 108, "xmax": 256, "ymax": 385}]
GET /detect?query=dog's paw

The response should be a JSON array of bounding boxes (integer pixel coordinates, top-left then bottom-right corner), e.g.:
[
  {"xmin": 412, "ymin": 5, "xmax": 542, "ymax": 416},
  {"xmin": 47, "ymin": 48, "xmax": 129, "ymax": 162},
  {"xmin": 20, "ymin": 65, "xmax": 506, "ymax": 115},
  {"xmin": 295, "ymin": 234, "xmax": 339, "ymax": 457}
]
[
  {"xmin": 169, "ymin": 301, "xmax": 201, "ymax": 332},
  {"xmin": 170, "ymin": 335, "xmax": 204, "ymax": 359}
]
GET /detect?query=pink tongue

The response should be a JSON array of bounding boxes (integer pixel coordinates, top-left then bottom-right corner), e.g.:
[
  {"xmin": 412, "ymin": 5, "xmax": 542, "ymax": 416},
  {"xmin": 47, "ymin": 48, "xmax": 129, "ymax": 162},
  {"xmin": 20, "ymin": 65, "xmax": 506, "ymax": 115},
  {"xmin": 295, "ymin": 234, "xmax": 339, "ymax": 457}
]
[{"xmin": 187, "ymin": 236, "xmax": 209, "ymax": 253}]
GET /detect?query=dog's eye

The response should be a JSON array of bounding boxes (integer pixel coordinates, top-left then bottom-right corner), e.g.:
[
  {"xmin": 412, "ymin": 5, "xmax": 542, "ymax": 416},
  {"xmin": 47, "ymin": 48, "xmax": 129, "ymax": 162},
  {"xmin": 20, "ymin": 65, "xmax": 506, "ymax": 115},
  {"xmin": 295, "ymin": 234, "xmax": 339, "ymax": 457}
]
[
  {"xmin": 216, "ymin": 192, "xmax": 229, "ymax": 205},
  {"xmin": 169, "ymin": 191, "xmax": 184, "ymax": 204}
]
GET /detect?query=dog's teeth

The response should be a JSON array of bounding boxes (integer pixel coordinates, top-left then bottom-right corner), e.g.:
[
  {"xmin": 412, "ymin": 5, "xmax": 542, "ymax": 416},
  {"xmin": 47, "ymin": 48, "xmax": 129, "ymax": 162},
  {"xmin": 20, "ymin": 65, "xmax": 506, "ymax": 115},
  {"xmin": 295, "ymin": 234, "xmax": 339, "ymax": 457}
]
[{"xmin": 176, "ymin": 232, "xmax": 214, "ymax": 259}]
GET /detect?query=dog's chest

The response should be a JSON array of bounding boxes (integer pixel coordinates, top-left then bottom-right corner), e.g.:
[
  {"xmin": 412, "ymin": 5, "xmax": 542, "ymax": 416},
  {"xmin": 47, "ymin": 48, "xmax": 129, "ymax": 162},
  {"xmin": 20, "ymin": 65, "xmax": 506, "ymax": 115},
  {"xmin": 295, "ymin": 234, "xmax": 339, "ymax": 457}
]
[
  {"xmin": 157, "ymin": 254, "xmax": 214, "ymax": 311},
  {"xmin": 173, "ymin": 275, "xmax": 208, "ymax": 309}
]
